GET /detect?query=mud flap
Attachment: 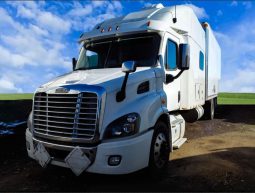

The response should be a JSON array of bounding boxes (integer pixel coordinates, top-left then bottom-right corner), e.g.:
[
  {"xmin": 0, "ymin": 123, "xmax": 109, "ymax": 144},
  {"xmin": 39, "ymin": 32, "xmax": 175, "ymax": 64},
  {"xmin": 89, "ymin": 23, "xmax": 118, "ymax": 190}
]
[
  {"xmin": 34, "ymin": 143, "xmax": 51, "ymax": 168},
  {"xmin": 65, "ymin": 147, "xmax": 91, "ymax": 176}
]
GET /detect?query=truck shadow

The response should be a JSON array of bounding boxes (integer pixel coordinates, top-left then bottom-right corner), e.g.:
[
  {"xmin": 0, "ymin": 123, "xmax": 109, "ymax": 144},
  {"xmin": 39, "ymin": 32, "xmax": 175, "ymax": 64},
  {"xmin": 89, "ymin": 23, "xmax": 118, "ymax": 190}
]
[
  {"xmin": 29, "ymin": 146, "xmax": 255, "ymax": 192},
  {"xmin": 184, "ymin": 105, "xmax": 255, "ymax": 139},
  {"xmin": 215, "ymin": 105, "xmax": 255, "ymax": 125}
]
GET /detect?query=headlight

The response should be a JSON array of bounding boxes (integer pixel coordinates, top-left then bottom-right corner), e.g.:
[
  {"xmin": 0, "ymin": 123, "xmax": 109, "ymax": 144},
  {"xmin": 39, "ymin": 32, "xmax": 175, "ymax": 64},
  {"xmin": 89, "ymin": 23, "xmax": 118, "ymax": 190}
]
[
  {"xmin": 27, "ymin": 111, "xmax": 33, "ymax": 132},
  {"xmin": 103, "ymin": 113, "xmax": 140, "ymax": 139}
]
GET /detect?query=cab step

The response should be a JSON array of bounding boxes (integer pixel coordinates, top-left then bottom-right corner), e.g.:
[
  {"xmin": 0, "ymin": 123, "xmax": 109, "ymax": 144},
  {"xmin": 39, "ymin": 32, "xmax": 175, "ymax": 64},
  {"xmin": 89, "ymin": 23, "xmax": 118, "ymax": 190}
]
[
  {"xmin": 171, "ymin": 118, "xmax": 184, "ymax": 127},
  {"xmin": 173, "ymin": 137, "xmax": 187, "ymax": 149}
]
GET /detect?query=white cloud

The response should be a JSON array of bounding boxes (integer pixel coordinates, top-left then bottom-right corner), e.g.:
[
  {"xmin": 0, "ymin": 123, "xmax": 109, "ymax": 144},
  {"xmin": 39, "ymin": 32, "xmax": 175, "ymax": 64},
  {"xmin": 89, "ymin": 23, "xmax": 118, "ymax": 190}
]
[
  {"xmin": 69, "ymin": 1, "xmax": 122, "ymax": 32},
  {"xmin": 242, "ymin": 1, "xmax": 252, "ymax": 9},
  {"xmin": 186, "ymin": 4, "xmax": 209, "ymax": 19},
  {"xmin": 217, "ymin": 10, "xmax": 223, "ymax": 16},
  {"xmin": 230, "ymin": 1, "xmax": 238, "ymax": 7},
  {"xmin": 220, "ymin": 68, "xmax": 255, "ymax": 93},
  {"xmin": 37, "ymin": 11, "xmax": 71, "ymax": 34},
  {"xmin": 142, "ymin": 2, "xmax": 155, "ymax": 9},
  {"xmin": 230, "ymin": 1, "xmax": 252, "ymax": 9},
  {"xmin": 111, "ymin": 1, "xmax": 122, "ymax": 11},
  {"xmin": 92, "ymin": 1, "xmax": 106, "ymax": 8},
  {"xmin": 68, "ymin": 3, "xmax": 93, "ymax": 17},
  {"xmin": 0, "ymin": 79, "xmax": 23, "ymax": 93},
  {"xmin": 0, "ymin": 45, "xmax": 30, "ymax": 67},
  {"xmin": 29, "ymin": 24, "xmax": 49, "ymax": 37},
  {"xmin": 16, "ymin": 4, "xmax": 36, "ymax": 19},
  {"xmin": 216, "ymin": 14, "xmax": 255, "ymax": 92},
  {"xmin": 0, "ymin": 1, "xmax": 123, "ymax": 93}
]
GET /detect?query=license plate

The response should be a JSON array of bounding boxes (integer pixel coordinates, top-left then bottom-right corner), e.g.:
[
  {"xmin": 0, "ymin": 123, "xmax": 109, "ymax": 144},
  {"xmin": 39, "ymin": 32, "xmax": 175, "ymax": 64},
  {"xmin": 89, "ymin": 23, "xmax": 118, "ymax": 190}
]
[
  {"xmin": 65, "ymin": 147, "xmax": 91, "ymax": 176},
  {"xmin": 34, "ymin": 143, "xmax": 51, "ymax": 168}
]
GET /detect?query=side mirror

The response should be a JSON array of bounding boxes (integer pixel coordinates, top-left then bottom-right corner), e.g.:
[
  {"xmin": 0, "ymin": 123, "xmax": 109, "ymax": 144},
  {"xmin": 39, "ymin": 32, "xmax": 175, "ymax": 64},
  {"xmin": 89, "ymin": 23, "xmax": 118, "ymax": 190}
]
[
  {"xmin": 121, "ymin": 61, "xmax": 137, "ymax": 73},
  {"xmin": 178, "ymin": 44, "xmax": 190, "ymax": 70},
  {"xmin": 72, "ymin": 57, "xmax": 77, "ymax": 71},
  {"xmin": 116, "ymin": 61, "xmax": 137, "ymax": 102}
]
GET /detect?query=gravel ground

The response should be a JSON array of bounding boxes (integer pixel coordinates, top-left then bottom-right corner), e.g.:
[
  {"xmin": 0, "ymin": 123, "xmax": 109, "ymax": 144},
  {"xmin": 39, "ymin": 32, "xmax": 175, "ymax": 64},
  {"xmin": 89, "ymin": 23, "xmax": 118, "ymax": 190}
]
[{"xmin": 0, "ymin": 105, "xmax": 254, "ymax": 192}]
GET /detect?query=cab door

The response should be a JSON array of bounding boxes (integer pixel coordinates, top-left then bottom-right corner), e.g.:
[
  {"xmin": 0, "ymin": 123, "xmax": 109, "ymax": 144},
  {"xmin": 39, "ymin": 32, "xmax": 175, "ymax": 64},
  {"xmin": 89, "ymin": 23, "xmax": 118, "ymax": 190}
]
[{"xmin": 163, "ymin": 33, "xmax": 181, "ymax": 111}]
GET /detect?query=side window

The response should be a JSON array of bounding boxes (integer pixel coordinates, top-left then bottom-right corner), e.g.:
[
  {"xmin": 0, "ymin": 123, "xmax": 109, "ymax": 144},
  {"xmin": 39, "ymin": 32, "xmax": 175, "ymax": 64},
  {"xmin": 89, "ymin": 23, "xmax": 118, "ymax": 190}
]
[
  {"xmin": 165, "ymin": 40, "xmax": 177, "ymax": 70},
  {"xmin": 199, "ymin": 51, "xmax": 204, "ymax": 70}
]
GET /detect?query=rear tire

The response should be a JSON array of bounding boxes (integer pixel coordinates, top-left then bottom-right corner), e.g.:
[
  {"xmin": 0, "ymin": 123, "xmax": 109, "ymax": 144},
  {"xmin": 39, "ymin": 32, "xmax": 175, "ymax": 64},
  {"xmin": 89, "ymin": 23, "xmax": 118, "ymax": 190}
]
[
  {"xmin": 148, "ymin": 121, "xmax": 170, "ymax": 174},
  {"xmin": 204, "ymin": 98, "xmax": 215, "ymax": 120}
]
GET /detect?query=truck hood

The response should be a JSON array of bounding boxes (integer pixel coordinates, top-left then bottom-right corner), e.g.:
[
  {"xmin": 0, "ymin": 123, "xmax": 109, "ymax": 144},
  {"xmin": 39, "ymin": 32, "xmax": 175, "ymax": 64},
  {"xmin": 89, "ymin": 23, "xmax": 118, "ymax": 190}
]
[{"xmin": 39, "ymin": 67, "xmax": 154, "ymax": 92}]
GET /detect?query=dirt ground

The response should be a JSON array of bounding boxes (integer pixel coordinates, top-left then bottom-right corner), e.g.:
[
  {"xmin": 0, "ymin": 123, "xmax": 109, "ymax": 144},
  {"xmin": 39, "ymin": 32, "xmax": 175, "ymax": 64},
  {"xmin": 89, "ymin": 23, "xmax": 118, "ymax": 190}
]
[{"xmin": 0, "ymin": 105, "xmax": 254, "ymax": 192}]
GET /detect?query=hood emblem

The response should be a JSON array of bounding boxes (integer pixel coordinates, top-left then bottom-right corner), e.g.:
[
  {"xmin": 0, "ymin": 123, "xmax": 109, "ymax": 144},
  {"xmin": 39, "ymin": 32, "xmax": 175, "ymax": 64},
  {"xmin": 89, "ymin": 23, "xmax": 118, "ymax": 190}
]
[{"xmin": 55, "ymin": 87, "xmax": 69, "ymax": 94}]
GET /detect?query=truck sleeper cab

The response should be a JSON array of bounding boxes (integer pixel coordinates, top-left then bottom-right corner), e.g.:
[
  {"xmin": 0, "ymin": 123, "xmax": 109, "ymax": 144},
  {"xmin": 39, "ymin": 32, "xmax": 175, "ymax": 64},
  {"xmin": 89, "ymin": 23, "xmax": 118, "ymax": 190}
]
[{"xmin": 26, "ymin": 4, "xmax": 221, "ymax": 176}]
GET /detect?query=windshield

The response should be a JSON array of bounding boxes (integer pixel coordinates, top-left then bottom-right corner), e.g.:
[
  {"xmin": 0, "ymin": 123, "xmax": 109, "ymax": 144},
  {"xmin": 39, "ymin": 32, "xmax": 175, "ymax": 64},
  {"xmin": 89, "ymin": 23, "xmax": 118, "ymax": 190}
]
[{"xmin": 75, "ymin": 33, "xmax": 161, "ymax": 70}]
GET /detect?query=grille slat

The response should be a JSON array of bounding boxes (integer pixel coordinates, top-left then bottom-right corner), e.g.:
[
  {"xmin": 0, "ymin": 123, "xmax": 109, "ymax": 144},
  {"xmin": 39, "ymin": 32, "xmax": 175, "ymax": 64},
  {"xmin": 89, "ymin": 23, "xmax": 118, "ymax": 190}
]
[
  {"xmin": 33, "ymin": 92, "xmax": 98, "ymax": 141},
  {"xmin": 34, "ymin": 114, "xmax": 96, "ymax": 121},
  {"xmin": 34, "ymin": 105, "xmax": 77, "ymax": 109},
  {"xmin": 35, "ymin": 130, "xmax": 94, "ymax": 138},
  {"xmin": 35, "ymin": 101, "xmax": 77, "ymax": 104},
  {"xmin": 34, "ymin": 119, "xmax": 95, "ymax": 126},
  {"xmin": 34, "ymin": 110, "xmax": 76, "ymax": 114}
]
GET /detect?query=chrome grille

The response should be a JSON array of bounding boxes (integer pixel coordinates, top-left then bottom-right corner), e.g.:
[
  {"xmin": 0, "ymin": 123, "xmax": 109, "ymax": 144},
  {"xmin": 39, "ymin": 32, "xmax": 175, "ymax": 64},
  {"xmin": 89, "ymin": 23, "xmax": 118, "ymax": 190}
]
[{"xmin": 33, "ymin": 92, "xmax": 98, "ymax": 141}]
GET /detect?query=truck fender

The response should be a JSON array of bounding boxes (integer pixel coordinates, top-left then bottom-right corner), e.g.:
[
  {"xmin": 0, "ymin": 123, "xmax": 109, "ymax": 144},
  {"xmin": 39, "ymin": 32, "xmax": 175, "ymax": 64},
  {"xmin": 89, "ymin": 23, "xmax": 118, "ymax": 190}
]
[{"xmin": 151, "ymin": 111, "xmax": 172, "ymax": 152}]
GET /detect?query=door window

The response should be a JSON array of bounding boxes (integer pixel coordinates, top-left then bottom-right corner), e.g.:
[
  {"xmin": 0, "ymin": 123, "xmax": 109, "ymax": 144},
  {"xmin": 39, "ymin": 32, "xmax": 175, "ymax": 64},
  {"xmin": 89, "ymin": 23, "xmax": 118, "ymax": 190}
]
[{"xmin": 165, "ymin": 40, "xmax": 177, "ymax": 70}]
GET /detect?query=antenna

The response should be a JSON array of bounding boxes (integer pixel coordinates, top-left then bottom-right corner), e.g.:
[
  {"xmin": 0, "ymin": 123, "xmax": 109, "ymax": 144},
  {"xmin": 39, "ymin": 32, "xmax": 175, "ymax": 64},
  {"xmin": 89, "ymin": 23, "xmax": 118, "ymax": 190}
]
[{"xmin": 173, "ymin": 5, "xmax": 177, "ymax": 23}]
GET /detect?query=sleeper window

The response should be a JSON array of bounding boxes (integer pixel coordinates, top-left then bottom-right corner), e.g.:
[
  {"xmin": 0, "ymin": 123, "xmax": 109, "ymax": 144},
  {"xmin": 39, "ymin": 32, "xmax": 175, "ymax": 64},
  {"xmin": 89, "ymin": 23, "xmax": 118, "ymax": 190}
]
[{"xmin": 199, "ymin": 51, "xmax": 204, "ymax": 70}]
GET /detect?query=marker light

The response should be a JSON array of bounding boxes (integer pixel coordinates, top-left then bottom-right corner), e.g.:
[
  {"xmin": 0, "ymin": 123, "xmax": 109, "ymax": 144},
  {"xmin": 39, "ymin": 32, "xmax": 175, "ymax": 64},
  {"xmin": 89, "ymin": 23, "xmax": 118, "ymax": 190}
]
[
  {"xmin": 203, "ymin": 23, "xmax": 208, "ymax": 28},
  {"xmin": 147, "ymin": 21, "xmax": 151, "ymax": 26},
  {"xmin": 101, "ymin": 28, "xmax": 105, "ymax": 33},
  {"xmin": 116, "ymin": 26, "xmax": 119, "ymax": 31},
  {"xmin": 108, "ymin": 27, "xmax": 112, "ymax": 32}
]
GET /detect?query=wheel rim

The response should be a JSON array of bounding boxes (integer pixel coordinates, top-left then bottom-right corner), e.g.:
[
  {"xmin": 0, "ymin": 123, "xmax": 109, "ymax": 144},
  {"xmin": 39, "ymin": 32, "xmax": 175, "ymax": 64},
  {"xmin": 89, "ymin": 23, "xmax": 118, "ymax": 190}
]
[{"xmin": 153, "ymin": 132, "xmax": 168, "ymax": 168}]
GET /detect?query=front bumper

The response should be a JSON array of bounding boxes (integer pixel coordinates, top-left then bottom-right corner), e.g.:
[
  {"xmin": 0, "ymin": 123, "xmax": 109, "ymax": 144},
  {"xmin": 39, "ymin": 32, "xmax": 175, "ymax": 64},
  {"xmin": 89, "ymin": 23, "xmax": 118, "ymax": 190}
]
[{"xmin": 26, "ymin": 129, "xmax": 153, "ymax": 175}]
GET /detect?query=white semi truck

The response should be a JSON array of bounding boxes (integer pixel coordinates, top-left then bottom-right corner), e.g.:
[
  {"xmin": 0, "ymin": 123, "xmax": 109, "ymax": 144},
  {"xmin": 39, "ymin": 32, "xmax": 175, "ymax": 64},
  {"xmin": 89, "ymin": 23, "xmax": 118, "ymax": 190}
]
[{"xmin": 26, "ymin": 4, "xmax": 221, "ymax": 176}]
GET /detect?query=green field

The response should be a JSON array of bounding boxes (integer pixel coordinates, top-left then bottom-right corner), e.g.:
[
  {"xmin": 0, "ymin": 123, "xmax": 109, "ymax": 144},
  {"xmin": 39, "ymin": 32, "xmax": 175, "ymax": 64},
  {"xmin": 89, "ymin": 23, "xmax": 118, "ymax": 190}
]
[
  {"xmin": 217, "ymin": 93, "xmax": 255, "ymax": 105},
  {"xmin": 0, "ymin": 93, "xmax": 255, "ymax": 104},
  {"xmin": 0, "ymin": 93, "xmax": 33, "ymax": 100}
]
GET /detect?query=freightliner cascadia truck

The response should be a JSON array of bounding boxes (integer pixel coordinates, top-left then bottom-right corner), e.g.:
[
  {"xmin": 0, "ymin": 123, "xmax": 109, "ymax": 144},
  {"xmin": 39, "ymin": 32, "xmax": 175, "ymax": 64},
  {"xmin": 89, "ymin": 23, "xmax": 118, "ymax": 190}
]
[{"xmin": 26, "ymin": 4, "xmax": 221, "ymax": 176}]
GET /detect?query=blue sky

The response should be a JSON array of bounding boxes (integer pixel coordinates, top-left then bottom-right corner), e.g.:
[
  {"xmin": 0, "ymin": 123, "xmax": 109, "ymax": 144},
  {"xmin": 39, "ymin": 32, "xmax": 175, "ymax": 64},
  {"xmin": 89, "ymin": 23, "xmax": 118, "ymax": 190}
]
[{"xmin": 0, "ymin": 0, "xmax": 254, "ymax": 93}]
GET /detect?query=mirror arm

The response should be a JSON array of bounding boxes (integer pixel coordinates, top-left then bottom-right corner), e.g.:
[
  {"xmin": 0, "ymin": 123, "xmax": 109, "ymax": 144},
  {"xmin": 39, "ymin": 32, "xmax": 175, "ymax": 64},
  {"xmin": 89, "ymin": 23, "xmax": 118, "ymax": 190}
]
[
  {"xmin": 166, "ymin": 69, "xmax": 185, "ymax": 84},
  {"xmin": 72, "ymin": 58, "xmax": 77, "ymax": 71},
  {"xmin": 174, "ymin": 69, "xmax": 185, "ymax": 80},
  {"xmin": 116, "ymin": 72, "xmax": 130, "ymax": 102}
]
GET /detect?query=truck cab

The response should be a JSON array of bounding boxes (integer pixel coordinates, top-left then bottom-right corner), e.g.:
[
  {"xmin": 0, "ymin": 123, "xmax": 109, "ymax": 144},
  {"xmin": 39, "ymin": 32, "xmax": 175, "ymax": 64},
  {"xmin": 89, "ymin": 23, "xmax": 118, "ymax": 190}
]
[{"xmin": 26, "ymin": 4, "xmax": 221, "ymax": 175}]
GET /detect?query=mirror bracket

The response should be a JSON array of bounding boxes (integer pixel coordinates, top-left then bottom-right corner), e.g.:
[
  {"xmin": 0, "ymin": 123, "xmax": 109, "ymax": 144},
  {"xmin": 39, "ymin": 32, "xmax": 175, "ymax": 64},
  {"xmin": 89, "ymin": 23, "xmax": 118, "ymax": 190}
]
[
  {"xmin": 116, "ymin": 72, "xmax": 129, "ymax": 102},
  {"xmin": 116, "ymin": 61, "xmax": 137, "ymax": 102},
  {"xmin": 166, "ymin": 69, "xmax": 185, "ymax": 84}
]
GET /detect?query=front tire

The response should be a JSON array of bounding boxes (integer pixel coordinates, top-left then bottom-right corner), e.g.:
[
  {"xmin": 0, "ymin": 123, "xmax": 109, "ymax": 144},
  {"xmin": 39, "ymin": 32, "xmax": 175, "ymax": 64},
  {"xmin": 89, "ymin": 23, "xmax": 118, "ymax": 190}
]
[{"xmin": 149, "ymin": 121, "xmax": 170, "ymax": 173}]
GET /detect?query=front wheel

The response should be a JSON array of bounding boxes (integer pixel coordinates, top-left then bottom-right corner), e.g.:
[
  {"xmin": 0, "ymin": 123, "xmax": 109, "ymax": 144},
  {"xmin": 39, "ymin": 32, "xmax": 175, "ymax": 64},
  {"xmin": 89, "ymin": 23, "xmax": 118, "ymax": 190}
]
[{"xmin": 148, "ymin": 121, "xmax": 170, "ymax": 173}]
